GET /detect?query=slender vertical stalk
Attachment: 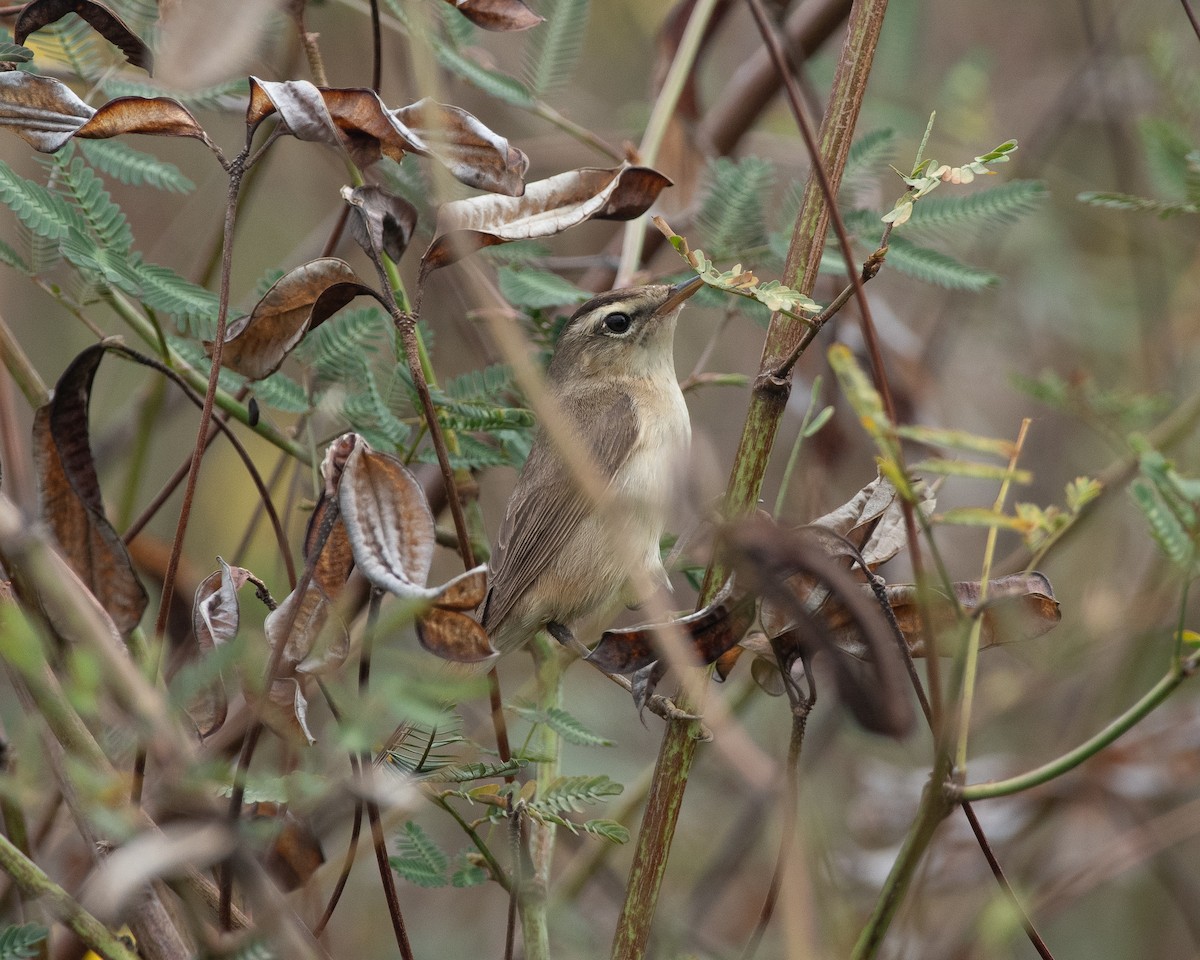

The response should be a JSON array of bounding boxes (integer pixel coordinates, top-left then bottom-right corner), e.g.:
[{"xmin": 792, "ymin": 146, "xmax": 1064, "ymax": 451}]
[{"xmin": 611, "ymin": 4, "xmax": 889, "ymax": 958}]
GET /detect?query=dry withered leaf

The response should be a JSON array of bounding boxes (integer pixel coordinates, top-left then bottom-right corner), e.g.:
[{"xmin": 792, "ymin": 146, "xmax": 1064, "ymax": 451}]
[
  {"xmin": 730, "ymin": 516, "xmax": 914, "ymax": 738},
  {"xmin": 587, "ymin": 579, "xmax": 756, "ymax": 675},
  {"xmin": 246, "ymin": 79, "xmax": 526, "ymax": 194},
  {"xmin": 337, "ymin": 436, "xmax": 437, "ymax": 599},
  {"xmin": 333, "ymin": 433, "xmax": 495, "ymax": 662},
  {"xmin": 208, "ymin": 258, "xmax": 375, "ymax": 380},
  {"xmin": 189, "ymin": 557, "xmax": 251, "ymax": 737},
  {"xmin": 865, "ymin": 572, "xmax": 1061, "ymax": 659},
  {"xmin": 443, "ymin": 0, "xmax": 543, "ymax": 30},
  {"xmin": 15, "ymin": 0, "xmax": 151, "ymax": 72},
  {"xmin": 33, "ymin": 344, "xmax": 147, "ymax": 638},
  {"xmin": 0, "ymin": 72, "xmax": 211, "ymax": 153},
  {"xmin": 416, "ymin": 566, "xmax": 494, "ymax": 663},
  {"xmin": 341, "ymin": 184, "xmax": 418, "ymax": 264},
  {"xmin": 254, "ymin": 804, "xmax": 325, "ymax": 891},
  {"xmin": 392, "ymin": 98, "xmax": 529, "ymax": 195},
  {"xmin": 421, "ymin": 163, "xmax": 672, "ymax": 272}
]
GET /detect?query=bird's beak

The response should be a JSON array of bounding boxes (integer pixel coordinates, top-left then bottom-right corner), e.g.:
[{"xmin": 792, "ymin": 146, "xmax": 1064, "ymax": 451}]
[{"xmin": 654, "ymin": 275, "xmax": 705, "ymax": 317}]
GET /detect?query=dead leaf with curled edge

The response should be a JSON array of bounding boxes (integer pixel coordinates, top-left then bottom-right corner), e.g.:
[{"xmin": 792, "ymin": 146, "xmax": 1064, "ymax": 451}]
[
  {"xmin": 421, "ymin": 163, "xmax": 672, "ymax": 273},
  {"xmin": 246, "ymin": 79, "xmax": 527, "ymax": 196},
  {"xmin": 335, "ymin": 434, "xmax": 495, "ymax": 663},
  {"xmin": 0, "ymin": 73, "xmax": 212, "ymax": 154},
  {"xmin": 189, "ymin": 558, "xmax": 251, "ymax": 737},
  {"xmin": 206, "ymin": 258, "xmax": 376, "ymax": 381},
  {"xmin": 33, "ymin": 343, "xmax": 147, "ymax": 639},
  {"xmin": 341, "ymin": 185, "xmax": 418, "ymax": 264},
  {"xmin": 586, "ymin": 578, "xmax": 756, "ymax": 676},
  {"xmin": 15, "ymin": 0, "xmax": 151, "ymax": 72},
  {"xmin": 443, "ymin": 0, "xmax": 543, "ymax": 30}
]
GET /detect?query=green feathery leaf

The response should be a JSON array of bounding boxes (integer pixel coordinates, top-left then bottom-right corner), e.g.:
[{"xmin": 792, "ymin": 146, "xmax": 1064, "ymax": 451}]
[
  {"xmin": 902, "ymin": 179, "xmax": 1047, "ymax": 235},
  {"xmin": 695, "ymin": 156, "xmax": 774, "ymax": 258},
  {"xmin": 1131, "ymin": 480, "xmax": 1194, "ymax": 568},
  {"xmin": 433, "ymin": 41, "xmax": 536, "ymax": 108},
  {"xmin": 0, "ymin": 236, "xmax": 29, "ymax": 273},
  {"xmin": 56, "ymin": 154, "xmax": 134, "ymax": 254},
  {"xmin": 0, "ymin": 925, "xmax": 47, "ymax": 960},
  {"xmin": 0, "ymin": 42, "xmax": 33, "ymax": 64},
  {"xmin": 531, "ymin": 775, "xmax": 622, "ymax": 816},
  {"xmin": 36, "ymin": 15, "xmax": 109, "ymax": 82},
  {"xmin": 451, "ymin": 858, "xmax": 488, "ymax": 887},
  {"xmin": 512, "ymin": 705, "xmax": 615, "ymax": 747},
  {"xmin": 581, "ymin": 818, "xmax": 630, "ymax": 843},
  {"xmin": 296, "ymin": 307, "xmax": 390, "ymax": 384},
  {"xmin": 131, "ymin": 261, "xmax": 220, "ymax": 337},
  {"xmin": 879, "ymin": 233, "xmax": 999, "ymax": 291},
  {"xmin": 1077, "ymin": 191, "xmax": 1198, "ymax": 217},
  {"xmin": 524, "ymin": 0, "xmax": 589, "ymax": 96},
  {"xmin": 422, "ymin": 759, "xmax": 527, "ymax": 783},
  {"xmin": 0, "ymin": 160, "xmax": 86, "ymax": 242},
  {"xmin": 79, "ymin": 140, "xmax": 195, "ymax": 194},
  {"xmin": 498, "ymin": 265, "xmax": 589, "ymax": 309},
  {"xmin": 416, "ymin": 432, "xmax": 527, "ymax": 469},
  {"xmin": 389, "ymin": 822, "xmax": 449, "ymax": 888},
  {"xmin": 252, "ymin": 371, "xmax": 309, "ymax": 414},
  {"xmin": 1139, "ymin": 117, "xmax": 1193, "ymax": 200}
]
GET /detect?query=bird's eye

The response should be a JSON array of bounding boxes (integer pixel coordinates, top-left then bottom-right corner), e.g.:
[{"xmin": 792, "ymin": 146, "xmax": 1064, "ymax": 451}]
[{"xmin": 603, "ymin": 311, "xmax": 633, "ymax": 334}]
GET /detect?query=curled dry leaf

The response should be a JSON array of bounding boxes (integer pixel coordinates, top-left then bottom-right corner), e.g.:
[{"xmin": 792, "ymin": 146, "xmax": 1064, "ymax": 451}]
[
  {"xmin": 587, "ymin": 579, "xmax": 756, "ymax": 675},
  {"xmin": 421, "ymin": 163, "xmax": 673, "ymax": 273},
  {"xmin": 729, "ymin": 515, "xmax": 914, "ymax": 738},
  {"xmin": 189, "ymin": 558, "xmax": 251, "ymax": 737},
  {"xmin": 247, "ymin": 78, "xmax": 527, "ymax": 195},
  {"xmin": 207, "ymin": 258, "xmax": 375, "ymax": 380},
  {"xmin": 416, "ymin": 566, "xmax": 494, "ymax": 663},
  {"xmin": 341, "ymin": 184, "xmax": 418, "ymax": 264},
  {"xmin": 255, "ymin": 803, "xmax": 325, "ymax": 891},
  {"xmin": 33, "ymin": 343, "xmax": 147, "ymax": 638},
  {"xmin": 0, "ymin": 72, "xmax": 211, "ymax": 153},
  {"xmin": 15, "ymin": 0, "xmax": 151, "ymax": 72},
  {"xmin": 443, "ymin": 0, "xmax": 543, "ymax": 30},
  {"xmin": 334, "ymin": 433, "xmax": 495, "ymax": 662}
]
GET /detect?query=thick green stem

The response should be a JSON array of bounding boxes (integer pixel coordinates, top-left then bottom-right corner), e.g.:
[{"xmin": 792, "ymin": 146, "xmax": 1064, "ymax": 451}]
[
  {"xmin": 610, "ymin": 4, "xmax": 888, "ymax": 958},
  {"xmin": 0, "ymin": 832, "xmax": 139, "ymax": 960},
  {"xmin": 520, "ymin": 635, "xmax": 564, "ymax": 960},
  {"xmin": 961, "ymin": 653, "xmax": 1199, "ymax": 802}
]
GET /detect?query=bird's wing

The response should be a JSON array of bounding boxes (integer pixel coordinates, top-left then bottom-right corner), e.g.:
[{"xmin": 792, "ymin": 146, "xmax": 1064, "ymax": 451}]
[{"xmin": 482, "ymin": 390, "xmax": 639, "ymax": 638}]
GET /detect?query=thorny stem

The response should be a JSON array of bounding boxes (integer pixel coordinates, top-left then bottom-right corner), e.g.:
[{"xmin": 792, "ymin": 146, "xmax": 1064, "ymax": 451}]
[{"xmin": 612, "ymin": 4, "xmax": 890, "ymax": 958}]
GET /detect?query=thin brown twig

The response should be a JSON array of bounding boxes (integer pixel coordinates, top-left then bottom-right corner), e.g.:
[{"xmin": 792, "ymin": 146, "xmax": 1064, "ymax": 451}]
[{"xmin": 1180, "ymin": 0, "xmax": 1200, "ymax": 44}]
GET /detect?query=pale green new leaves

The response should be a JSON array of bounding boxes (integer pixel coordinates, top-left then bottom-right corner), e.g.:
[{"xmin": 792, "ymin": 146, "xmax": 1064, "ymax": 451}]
[{"xmin": 884, "ymin": 137, "xmax": 1019, "ymax": 226}]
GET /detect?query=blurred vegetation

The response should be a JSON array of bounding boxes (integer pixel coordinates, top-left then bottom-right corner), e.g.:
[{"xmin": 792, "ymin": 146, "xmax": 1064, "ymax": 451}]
[{"xmin": 0, "ymin": 1, "xmax": 1199, "ymax": 959}]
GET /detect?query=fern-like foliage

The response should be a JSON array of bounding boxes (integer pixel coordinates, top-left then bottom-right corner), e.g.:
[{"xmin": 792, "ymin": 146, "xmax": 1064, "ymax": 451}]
[
  {"xmin": 902, "ymin": 180, "xmax": 1048, "ymax": 235},
  {"xmin": 1132, "ymin": 448, "xmax": 1200, "ymax": 572},
  {"xmin": 390, "ymin": 821, "xmax": 450, "ymax": 888},
  {"xmin": 25, "ymin": 14, "xmax": 109, "ymax": 81},
  {"xmin": 132, "ymin": 261, "xmax": 220, "ymax": 337},
  {"xmin": 512, "ymin": 704, "xmax": 615, "ymax": 747},
  {"xmin": 296, "ymin": 307, "xmax": 391, "ymax": 384},
  {"xmin": 384, "ymin": 714, "xmax": 468, "ymax": 777},
  {"xmin": 878, "ymin": 233, "xmax": 998, "ymax": 291},
  {"xmin": 844, "ymin": 128, "xmax": 896, "ymax": 183},
  {"xmin": 0, "ymin": 236, "xmax": 29, "ymax": 273},
  {"xmin": 55, "ymin": 151, "xmax": 134, "ymax": 254},
  {"xmin": 432, "ymin": 37, "xmax": 536, "ymax": 108},
  {"xmin": 524, "ymin": 0, "xmax": 590, "ymax": 97},
  {"xmin": 434, "ymin": 0, "xmax": 479, "ymax": 47},
  {"xmin": 1077, "ymin": 191, "xmax": 1198, "ymax": 218},
  {"xmin": 695, "ymin": 156, "xmax": 774, "ymax": 258},
  {"xmin": 78, "ymin": 140, "xmax": 195, "ymax": 194},
  {"xmin": 498, "ymin": 265, "xmax": 589, "ymax": 310},
  {"xmin": 0, "ymin": 925, "xmax": 47, "ymax": 960},
  {"xmin": 531, "ymin": 775, "xmax": 622, "ymax": 816},
  {"xmin": 252, "ymin": 371, "xmax": 309, "ymax": 414},
  {"xmin": 0, "ymin": 160, "xmax": 86, "ymax": 243}
]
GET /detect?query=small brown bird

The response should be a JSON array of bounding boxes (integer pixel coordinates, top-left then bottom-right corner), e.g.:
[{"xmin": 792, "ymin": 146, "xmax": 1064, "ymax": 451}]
[{"xmin": 481, "ymin": 276, "xmax": 704, "ymax": 655}]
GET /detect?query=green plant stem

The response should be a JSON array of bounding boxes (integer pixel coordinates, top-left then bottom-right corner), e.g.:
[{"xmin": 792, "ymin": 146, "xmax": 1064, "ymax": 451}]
[
  {"xmin": 954, "ymin": 419, "xmax": 1030, "ymax": 771},
  {"xmin": 101, "ymin": 288, "xmax": 310, "ymax": 464},
  {"xmin": 960, "ymin": 651, "xmax": 1199, "ymax": 802},
  {"xmin": 520, "ymin": 635, "xmax": 564, "ymax": 960},
  {"xmin": 614, "ymin": 0, "xmax": 722, "ymax": 285},
  {"xmin": 850, "ymin": 752, "xmax": 956, "ymax": 960},
  {"xmin": 0, "ymin": 832, "xmax": 139, "ymax": 960},
  {"xmin": 0, "ymin": 309, "xmax": 48, "ymax": 406},
  {"xmin": 610, "ymin": 5, "xmax": 888, "ymax": 958},
  {"xmin": 432, "ymin": 795, "xmax": 511, "ymax": 891}
]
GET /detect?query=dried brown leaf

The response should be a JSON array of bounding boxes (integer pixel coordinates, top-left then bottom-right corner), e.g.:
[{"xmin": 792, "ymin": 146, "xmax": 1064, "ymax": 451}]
[
  {"xmin": 33, "ymin": 344, "xmax": 147, "ymax": 637},
  {"xmin": 337, "ymin": 437, "xmax": 438, "ymax": 600},
  {"xmin": 392, "ymin": 98, "xmax": 528, "ymax": 195},
  {"xmin": 587, "ymin": 580, "xmax": 756, "ymax": 675},
  {"xmin": 341, "ymin": 184, "xmax": 418, "ymax": 263},
  {"xmin": 77, "ymin": 96, "xmax": 210, "ymax": 144},
  {"xmin": 15, "ymin": 0, "xmax": 151, "ymax": 72},
  {"xmin": 421, "ymin": 163, "xmax": 672, "ymax": 272},
  {"xmin": 189, "ymin": 558, "xmax": 250, "ymax": 736},
  {"xmin": 415, "ymin": 566, "xmax": 494, "ymax": 662},
  {"xmin": 443, "ymin": 0, "xmax": 543, "ymax": 30},
  {"xmin": 208, "ymin": 258, "xmax": 374, "ymax": 380},
  {"xmin": 0, "ymin": 71, "xmax": 93, "ymax": 152},
  {"xmin": 247, "ymin": 79, "xmax": 526, "ymax": 193},
  {"xmin": 257, "ymin": 805, "xmax": 325, "ymax": 891}
]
